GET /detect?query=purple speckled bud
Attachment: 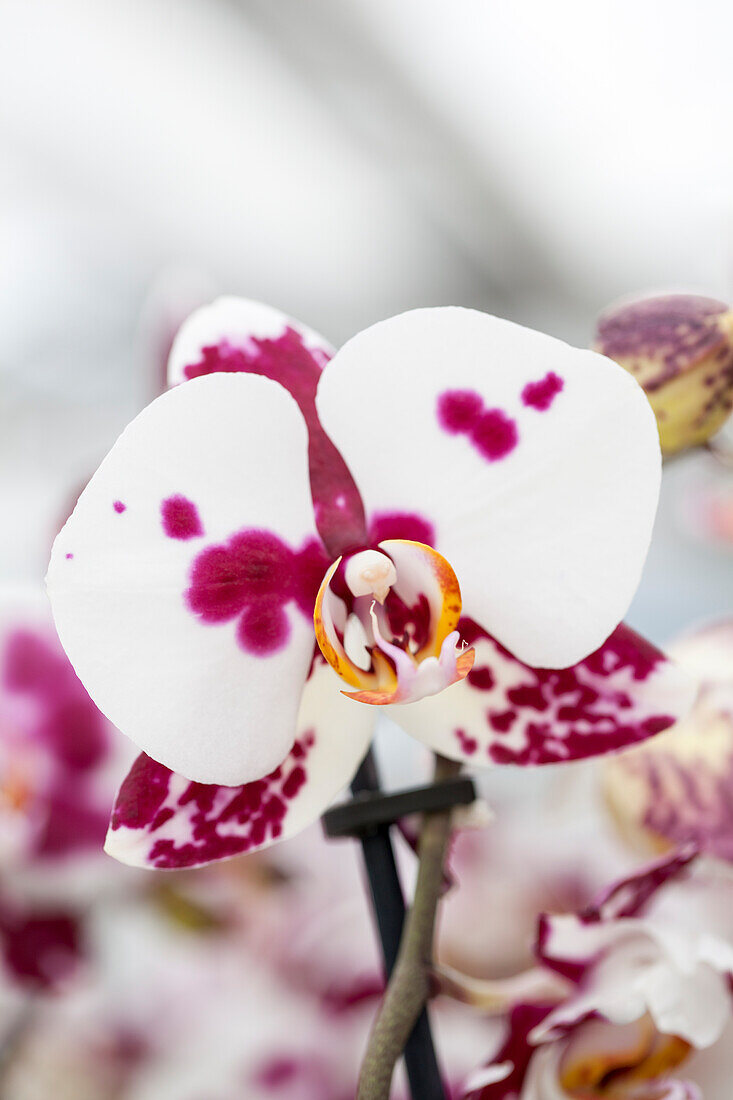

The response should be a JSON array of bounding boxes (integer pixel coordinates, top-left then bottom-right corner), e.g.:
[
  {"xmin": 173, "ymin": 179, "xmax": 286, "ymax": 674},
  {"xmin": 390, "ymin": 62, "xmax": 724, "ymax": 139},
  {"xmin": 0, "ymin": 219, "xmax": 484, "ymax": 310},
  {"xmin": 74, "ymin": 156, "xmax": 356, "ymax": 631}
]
[{"xmin": 595, "ymin": 294, "xmax": 733, "ymax": 454}]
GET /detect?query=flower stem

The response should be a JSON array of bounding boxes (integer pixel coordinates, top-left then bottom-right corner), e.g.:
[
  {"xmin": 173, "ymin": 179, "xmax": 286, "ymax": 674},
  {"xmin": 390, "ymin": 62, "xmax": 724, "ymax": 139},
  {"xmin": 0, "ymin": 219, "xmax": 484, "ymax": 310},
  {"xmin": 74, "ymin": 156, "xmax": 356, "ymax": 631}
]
[
  {"xmin": 349, "ymin": 750, "xmax": 446, "ymax": 1098},
  {"xmin": 356, "ymin": 754, "xmax": 459, "ymax": 1100}
]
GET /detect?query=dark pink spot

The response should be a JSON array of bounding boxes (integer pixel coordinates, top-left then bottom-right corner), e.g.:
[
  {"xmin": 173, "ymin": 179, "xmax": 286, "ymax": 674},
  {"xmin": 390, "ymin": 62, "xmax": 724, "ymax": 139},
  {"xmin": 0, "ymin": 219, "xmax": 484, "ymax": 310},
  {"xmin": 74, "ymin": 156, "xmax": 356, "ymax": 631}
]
[
  {"xmin": 237, "ymin": 599, "xmax": 290, "ymax": 655},
  {"xmin": 65, "ymin": 553, "xmax": 73, "ymax": 560},
  {"xmin": 489, "ymin": 709, "xmax": 516, "ymax": 733},
  {"xmin": 507, "ymin": 684, "xmax": 548, "ymax": 712},
  {"xmin": 467, "ymin": 666, "xmax": 495, "ymax": 691},
  {"xmin": 185, "ymin": 528, "xmax": 324, "ymax": 659},
  {"xmin": 437, "ymin": 391, "xmax": 519, "ymax": 462},
  {"xmin": 455, "ymin": 729, "xmax": 478, "ymax": 755},
  {"xmin": 281, "ymin": 765, "xmax": 307, "ymax": 799},
  {"xmin": 437, "ymin": 389, "xmax": 483, "ymax": 433},
  {"xmin": 522, "ymin": 371, "xmax": 564, "ymax": 411},
  {"xmin": 471, "ymin": 409, "xmax": 519, "ymax": 461},
  {"xmin": 293, "ymin": 539, "xmax": 331, "ymax": 616},
  {"xmin": 369, "ymin": 511, "xmax": 436, "ymax": 547},
  {"xmin": 160, "ymin": 495, "xmax": 204, "ymax": 540},
  {"xmin": 110, "ymin": 754, "xmax": 171, "ymax": 830},
  {"xmin": 642, "ymin": 715, "xmax": 674, "ymax": 735},
  {"xmin": 151, "ymin": 807, "xmax": 174, "ymax": 830},
  {"xmin": 113, "ymin": 501, "xmax": 126, "ymax": 514},
  {"xmin": 187, "ymin": 530, "xmax": 294, "ymax": 624}
]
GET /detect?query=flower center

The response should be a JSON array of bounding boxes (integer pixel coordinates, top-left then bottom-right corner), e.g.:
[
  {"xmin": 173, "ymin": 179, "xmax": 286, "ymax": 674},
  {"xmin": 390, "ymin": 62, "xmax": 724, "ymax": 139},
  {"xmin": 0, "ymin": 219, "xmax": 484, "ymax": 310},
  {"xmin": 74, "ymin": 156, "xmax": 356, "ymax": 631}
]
[{"xmin": 313, "ymin": 539, "xmax": 475, "ymax": 705}]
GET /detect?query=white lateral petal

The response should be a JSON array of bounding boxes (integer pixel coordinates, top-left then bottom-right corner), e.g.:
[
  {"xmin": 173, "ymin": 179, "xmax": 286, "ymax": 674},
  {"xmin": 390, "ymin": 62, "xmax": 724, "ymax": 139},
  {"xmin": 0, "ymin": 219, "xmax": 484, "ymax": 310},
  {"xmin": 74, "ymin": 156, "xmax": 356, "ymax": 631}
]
[
  {"xmin": 316, "ymin": 308, "xmax": 661, "ymax": 668},
  {"xmin": 47, "ymin": 374, "xmax": 320, "ymax": 786},
  {"xmin": 105, "ymin": 659, "xmax": 374, "ymax": 869}
]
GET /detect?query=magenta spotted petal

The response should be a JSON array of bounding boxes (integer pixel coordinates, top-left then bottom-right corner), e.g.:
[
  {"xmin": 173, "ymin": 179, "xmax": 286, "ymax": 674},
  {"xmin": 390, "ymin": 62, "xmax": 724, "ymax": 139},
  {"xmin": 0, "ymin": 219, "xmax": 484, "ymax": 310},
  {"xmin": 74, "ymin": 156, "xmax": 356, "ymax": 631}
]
[
  {"xmin": 47, "ymin": 375, "xmax": 320, "ymax": 786},
  {"xmin": 385, "ymin": 622, "xmax": 695, "ymax": 769},
  {"xmin": 105, "ymin": 658, "xmax": 374, "ymax": 869}
]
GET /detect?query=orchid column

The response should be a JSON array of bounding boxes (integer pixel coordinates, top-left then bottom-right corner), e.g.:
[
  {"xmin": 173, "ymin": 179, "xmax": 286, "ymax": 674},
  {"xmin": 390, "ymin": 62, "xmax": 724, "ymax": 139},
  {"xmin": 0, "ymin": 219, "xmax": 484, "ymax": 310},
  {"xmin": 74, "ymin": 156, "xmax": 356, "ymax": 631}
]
[{"xmin": 45, "ymin": 300, "xmax": 693, "ymax": 1098}]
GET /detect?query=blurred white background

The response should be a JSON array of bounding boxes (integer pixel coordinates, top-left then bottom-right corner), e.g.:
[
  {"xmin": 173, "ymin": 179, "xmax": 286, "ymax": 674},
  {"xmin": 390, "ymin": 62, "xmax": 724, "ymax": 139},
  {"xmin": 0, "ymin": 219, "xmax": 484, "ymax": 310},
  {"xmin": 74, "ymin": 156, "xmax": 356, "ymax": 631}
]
[{"xmin": 3, "ymin": 0, "xmax": 732, "ymax": 643}]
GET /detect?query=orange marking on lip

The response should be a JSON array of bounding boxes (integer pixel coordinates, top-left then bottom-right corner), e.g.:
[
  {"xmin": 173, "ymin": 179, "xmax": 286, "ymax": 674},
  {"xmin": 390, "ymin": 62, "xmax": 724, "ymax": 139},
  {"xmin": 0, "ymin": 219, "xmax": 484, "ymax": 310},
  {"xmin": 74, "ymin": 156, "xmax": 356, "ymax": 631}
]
[
  {"xmin": 315, "ymin": 539, "xmax": 471, "ymax": 705},
  {"xmin": 313, "ymin": 558, "xmax": 366, "ymax": 689},
  {"xmin": 342, "ymin": 646, "xmax": 475, "ymax": 706}
]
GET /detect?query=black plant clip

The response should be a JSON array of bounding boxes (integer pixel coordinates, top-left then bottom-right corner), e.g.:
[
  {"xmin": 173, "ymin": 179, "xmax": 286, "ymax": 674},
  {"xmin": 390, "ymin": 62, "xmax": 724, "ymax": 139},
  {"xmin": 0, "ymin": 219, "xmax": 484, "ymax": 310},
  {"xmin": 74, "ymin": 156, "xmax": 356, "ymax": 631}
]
[{"xmin": 322, "ymin": 775, "xmax": 477, "ymax": 839}]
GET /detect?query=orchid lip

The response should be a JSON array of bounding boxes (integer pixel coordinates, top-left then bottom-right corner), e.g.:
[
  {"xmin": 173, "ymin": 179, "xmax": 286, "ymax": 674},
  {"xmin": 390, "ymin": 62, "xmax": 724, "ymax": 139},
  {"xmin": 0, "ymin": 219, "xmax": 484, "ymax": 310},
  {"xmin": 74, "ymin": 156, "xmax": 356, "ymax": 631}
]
[{"xmin": 313, "ymin": 538, "xmax": 475, "ymax": 706}]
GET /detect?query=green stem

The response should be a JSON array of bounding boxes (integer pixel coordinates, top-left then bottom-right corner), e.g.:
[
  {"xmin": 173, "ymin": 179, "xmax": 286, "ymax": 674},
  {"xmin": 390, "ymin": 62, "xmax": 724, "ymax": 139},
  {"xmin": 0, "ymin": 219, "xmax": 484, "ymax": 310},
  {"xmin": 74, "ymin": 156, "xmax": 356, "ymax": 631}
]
[{"xmin": 356, "ymin": 755, "xmax": 459, "ymax": 1100}]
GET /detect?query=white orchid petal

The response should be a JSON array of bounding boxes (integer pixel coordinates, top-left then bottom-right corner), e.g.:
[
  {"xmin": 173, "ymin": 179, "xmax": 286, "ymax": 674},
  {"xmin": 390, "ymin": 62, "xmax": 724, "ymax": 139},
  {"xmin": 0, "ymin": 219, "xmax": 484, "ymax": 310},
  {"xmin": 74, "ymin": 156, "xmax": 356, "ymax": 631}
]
[
  {"xmin": 47, "ymin": 374, "xmax": 321, "ymax": 786},
  {"xmin": 316, "ymin": 307, "xmax": 660, "ymax": 668}
]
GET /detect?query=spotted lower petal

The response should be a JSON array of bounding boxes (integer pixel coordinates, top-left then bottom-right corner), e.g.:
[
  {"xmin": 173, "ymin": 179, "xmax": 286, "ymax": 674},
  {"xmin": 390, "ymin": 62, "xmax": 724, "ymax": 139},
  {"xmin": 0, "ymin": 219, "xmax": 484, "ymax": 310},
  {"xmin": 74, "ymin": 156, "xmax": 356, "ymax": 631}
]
[
  {"xmin": 385, "ymin": 621, "xmax": 694, "ymax": 768},
  {"xmin": 104, "ymin": 659, "xmax": 374, "ymax": 869},
  {"xmin": 168, "ymin": 297, "xmax": 367, "ymax": 556},
  {"xmin": 316, "ymin": 307, "xmax": 660, "ymax": 668},
  {"xmin": 47, "ymin": 374, "xmax": 322, "ymax": 786}
]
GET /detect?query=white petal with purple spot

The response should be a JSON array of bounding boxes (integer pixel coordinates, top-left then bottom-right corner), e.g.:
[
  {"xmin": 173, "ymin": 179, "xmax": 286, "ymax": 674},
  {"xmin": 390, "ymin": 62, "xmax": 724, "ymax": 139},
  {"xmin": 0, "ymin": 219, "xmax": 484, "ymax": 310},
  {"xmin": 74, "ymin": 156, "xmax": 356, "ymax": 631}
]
[
  {"xmin": 47, "ymin": 374, "xmax": 319, "ymax": 786},
  {"xmin": 316, "ymin": 307, "xmax": 661, "ymax": 668}
]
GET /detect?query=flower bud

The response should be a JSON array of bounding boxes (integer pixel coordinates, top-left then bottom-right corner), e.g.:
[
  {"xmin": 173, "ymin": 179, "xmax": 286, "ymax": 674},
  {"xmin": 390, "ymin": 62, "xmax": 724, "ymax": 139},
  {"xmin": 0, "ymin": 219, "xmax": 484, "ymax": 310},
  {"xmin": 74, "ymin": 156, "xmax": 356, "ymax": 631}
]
[{"xmin": 595, "ymin": 295, "xmax": 733, "ymax": 455}]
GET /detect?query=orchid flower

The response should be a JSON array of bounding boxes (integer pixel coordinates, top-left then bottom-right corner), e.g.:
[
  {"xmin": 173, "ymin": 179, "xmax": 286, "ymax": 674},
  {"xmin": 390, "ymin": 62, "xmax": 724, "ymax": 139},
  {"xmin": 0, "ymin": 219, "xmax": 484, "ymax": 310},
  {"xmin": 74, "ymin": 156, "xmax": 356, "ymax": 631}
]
[
  {"xmin": 45, "ymin": 299, "xmax": 695, "ymax": 869},
  {"xmin": 462, "ymin": 848, "xmax": 733, "ymax": 1100},
  {"xmin": 605, "ymin": 618, "xmax": 733, "ymax": 861}
]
